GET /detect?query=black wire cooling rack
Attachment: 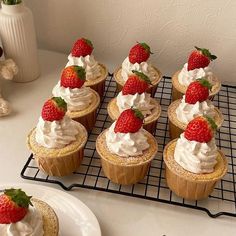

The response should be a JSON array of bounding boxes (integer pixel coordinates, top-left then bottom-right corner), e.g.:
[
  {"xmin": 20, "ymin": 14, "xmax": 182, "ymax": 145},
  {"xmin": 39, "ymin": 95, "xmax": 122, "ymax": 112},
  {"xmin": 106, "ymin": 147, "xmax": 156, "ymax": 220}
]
[{"xmin": 21, "ymin": 74, "xmax": 236, "ymax": 218}]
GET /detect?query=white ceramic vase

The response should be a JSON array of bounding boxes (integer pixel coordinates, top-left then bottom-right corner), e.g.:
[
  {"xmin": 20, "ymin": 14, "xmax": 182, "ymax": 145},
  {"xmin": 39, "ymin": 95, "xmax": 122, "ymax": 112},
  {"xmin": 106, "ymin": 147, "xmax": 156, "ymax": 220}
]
[{"xmin": 0, "ymin": 2, "xmax": 40, "ymax": 82}]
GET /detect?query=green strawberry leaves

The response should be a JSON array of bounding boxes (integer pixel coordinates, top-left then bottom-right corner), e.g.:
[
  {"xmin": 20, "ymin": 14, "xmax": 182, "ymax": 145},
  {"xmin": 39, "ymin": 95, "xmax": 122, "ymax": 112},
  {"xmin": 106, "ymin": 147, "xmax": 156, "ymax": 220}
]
[
  {"xmin": 52, "ymin": 97, "xmax": 67, "ymax": 111},
  {"xmin": 204, "ymin": 115, "xmax": 217, "ymax": 130},
  {"xmin": 196, "ymin": 77, "xmax": 213, "ymax": 90},
  {"xmin": 132, "ymin": 70, "xmax": 152, "ymax": 85},
  {"xmin": 5, "ymin": 188, "xmax": 33, "ymax": 208},
  {"xmin": 73, "ymin": 65, "xmax": 86, "ymax": 80},
  {"xmin": 195, "ymin": 46, "xmax": 217, "ymax": 61}
]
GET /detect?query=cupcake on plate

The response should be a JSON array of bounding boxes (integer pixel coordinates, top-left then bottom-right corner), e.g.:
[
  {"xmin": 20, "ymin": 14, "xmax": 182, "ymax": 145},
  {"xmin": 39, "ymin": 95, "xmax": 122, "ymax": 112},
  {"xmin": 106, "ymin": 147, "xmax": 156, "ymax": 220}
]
[
  {"xmin": 172, "ymin": 46, "xmax": 221, "ymax": 101},
  {"xmin": 114, "ymin": 42, "xmax": 162, "ymax": 97},
  {"xmin": 27, "ymin": 97, "xmax": 88, "ymax": 176},
  {"xmin": 0, "ymin": 188, "xmax": 59, "ymax": 236},
  {"xmin": 168, "ymin": 78, "xmax": 223, "ymax": 139},
  {"xmin": 52, "ymin": 65, "xmax": 100, "ymax": 132},
  {"xmin": 108, "ymin": 70, "xmax": 161, "ymax": 134},
  {"xmin": 66, "ymin": 38, "xmax": 108, "ymax": 98},
  {"xmin": 164, "ymin": 116, "xmax": 227, "ymax": 200},
  {"xmin": 96, "ymin": 108, "xmax": 158, "ymax": 185}
]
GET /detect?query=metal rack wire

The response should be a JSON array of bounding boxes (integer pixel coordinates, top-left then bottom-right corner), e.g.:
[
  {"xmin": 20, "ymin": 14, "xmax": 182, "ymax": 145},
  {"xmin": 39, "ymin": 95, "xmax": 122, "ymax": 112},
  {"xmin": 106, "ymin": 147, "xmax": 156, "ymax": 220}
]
[{"xmin": 21, "ymin": 75, "xmax": 236, "ymax": 218}]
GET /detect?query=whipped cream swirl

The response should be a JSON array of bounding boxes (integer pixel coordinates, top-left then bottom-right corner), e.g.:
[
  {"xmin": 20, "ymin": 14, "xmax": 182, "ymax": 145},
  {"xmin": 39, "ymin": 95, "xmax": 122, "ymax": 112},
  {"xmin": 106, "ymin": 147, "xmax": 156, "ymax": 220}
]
[
  {"xmin": 178, "ymin": 63, "xmax": 213, "ymax": 86},
  {"xmin": 0, "ymin": 207, "xmax": 44, "ymax": 236},
  {"xmin": 121, "ymin": 57, "xmax": 157, "ymax": 82},
  {"xmin": 176, "ymin": 96, "xmax": 215, "ymax": 124},
  {"xmin": 52, "ymin": 82, "xmax": 93, "ymax": 112},
  {"xmin": 66, "ymin": 54, "xmax": 101, "ymax": 80},
  {"xmin": 106, "ymin": 122, "xmax": 149, "ymax": 157},
  {"xmin": 116, "ymin": 92, "xmax": 155, "ymax": 116},
  {"xmin": 174, "ymin": 133, "xmax": 218, "ymax": 174},
  {"xmin": 35, "ymin": 115, "xmax": 79, "ymax": 149}
]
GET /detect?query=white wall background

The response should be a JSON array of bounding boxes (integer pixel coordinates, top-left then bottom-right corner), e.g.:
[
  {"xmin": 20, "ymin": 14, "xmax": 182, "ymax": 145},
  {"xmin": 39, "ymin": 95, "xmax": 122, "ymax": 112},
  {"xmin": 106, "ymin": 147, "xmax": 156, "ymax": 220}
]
[{"xmin": 25, "ymin": 0, "xmax": 236, "ymax": 83}]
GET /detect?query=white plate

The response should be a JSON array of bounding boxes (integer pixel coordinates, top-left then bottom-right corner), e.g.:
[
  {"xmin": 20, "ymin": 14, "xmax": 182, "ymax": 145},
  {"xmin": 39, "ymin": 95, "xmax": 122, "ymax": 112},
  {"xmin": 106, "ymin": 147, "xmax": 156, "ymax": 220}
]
[{"xmin": 0, "ymin": 183, "xmax": 101, "ymax": 236}]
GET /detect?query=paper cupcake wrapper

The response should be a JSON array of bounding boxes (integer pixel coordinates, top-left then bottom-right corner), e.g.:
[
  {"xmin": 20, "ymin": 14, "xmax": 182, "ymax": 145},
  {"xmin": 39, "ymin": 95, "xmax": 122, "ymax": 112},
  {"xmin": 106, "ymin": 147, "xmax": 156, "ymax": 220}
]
[
  {"xmin": 35, "ymin": 148, "xmax": 84, "ymax": 177},
  {"xmin": 88, "ymin": 79, "xmax": 106, "ymax": 99},
  {"xmin": 101, "ymin": 157, "xmax": 152, "ymax": 185},
  {"xmin": 73, "ymin": 109, "xmax": 97, "ymax": 132},
  {"xmin": 169, "ymin": 120, "xmax": 184, "ymax": 140},
  {"xmin": 165, "ymin": 164, "xmax": 219, "ymax": 200}
]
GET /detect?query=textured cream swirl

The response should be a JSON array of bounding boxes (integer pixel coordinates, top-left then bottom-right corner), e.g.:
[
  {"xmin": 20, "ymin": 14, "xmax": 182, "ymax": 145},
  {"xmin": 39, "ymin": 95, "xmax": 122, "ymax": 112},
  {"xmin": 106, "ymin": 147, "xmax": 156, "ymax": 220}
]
[
  {"xmin": 52, "ymin": 82, "xmax": 93, "ymax": 111},
  {"xmin": 0, "ymin": 207, "xmax": 44, "ymax": 236},
  {"xmin": 121, "ymin": 57, "xmax": 157, "ymax": 82},
  {"xmin": 178, "ymin": 63, "xmax": 214, "ymax": 86},
  {"xmin": 66, "ymin": 54, "xmax": 101, "ymax": 80},
  {"xmin": 176, "ymin": 96, "xmax": 215, "ymax": 124},
  {"xmin": 174, "ymin": 133, "xmax": 218, "ymax": 174},
  {"xmin": 106, "ymin": 122, "xmax": 149, "ymax": 157},
  {"xmin": 116, "ymin": 92, "xmax": 155, "ymax": 116},
  {"xmin": 35, "ymin": 116, "xmax": 79, "ymax": 149}
]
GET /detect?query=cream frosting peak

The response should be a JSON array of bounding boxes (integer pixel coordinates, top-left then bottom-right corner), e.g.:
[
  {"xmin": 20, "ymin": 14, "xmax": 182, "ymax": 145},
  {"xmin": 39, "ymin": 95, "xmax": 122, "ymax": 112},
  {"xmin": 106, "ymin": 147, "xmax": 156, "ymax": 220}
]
[
  {"xmin": 116, "ymin": 92, "xmax": 155, "ymax": 117},
  {"xmin": 174, "ymin": 133, "xmax": 218, "ymax": 174},
  {"xmin": 52, "ymin": 82, "xmax": 93, "ymax": 112},
  {"xmin": 121, "ymin": 57, "xmax": 157, "ymax": 82},
  {"xmin": 66, "ymin": 54, "xmax": 101, "ymax": 80},
  {"xmin": 106, "ymin": 122, "xmax": 149, "ymax": 157},
  {"xmin": 176, "ymin": 96, "xmax": 215, "ymax": 124},
  {"xmin": 35, "ymin": 116, "xmax": 79, "ymax": 149},
  {"xmin": 178, "ymin": 63, "xmax": 213, "ymax": 86}
]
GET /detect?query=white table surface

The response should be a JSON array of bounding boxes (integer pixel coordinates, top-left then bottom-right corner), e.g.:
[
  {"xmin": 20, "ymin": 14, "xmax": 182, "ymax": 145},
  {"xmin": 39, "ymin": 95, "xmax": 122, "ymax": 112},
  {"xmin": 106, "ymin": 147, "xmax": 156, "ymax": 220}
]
[{"xmin": 0, "ymin": 50, "xmax": 235, "ymax": 236}]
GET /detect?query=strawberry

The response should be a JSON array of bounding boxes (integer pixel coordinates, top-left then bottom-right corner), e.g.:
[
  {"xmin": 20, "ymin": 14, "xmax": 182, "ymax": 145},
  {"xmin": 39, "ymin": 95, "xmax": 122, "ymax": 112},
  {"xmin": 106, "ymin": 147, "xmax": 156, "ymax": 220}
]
[
  {"xmin": 128, "ymin": 42, "xmax": 152, "ymax": 64},
  {"xmin": 0, "ymin": 188, "xmax": 32, "ymax": 224},
  {"xmin": 114, "ymin": 108, "xmax": 144, "ymax": 133},
  {"xmin": 41, "ymin": 97, "xmax": 67, "ymax": 121},
  {"xmin": 187, "ymin": 46, "xmax": 217, "ymax": 71},
  {"xmin": 122, "ymin": 70, "xmax": 151, "ymax": 95},
  {"xmin": 61, "ymin": 66, "xmax": 86, "ymax": 89},
  {"xmin": 185, "ymin": 78, "xmax": 212, "ymax": 104},
  {"xmin": 71, "ymin": 38, "xmax": 93, "ymax": 57},
  {"xmin": 184, "ymin": 116, "xmax": 217, "ymax": 143}
]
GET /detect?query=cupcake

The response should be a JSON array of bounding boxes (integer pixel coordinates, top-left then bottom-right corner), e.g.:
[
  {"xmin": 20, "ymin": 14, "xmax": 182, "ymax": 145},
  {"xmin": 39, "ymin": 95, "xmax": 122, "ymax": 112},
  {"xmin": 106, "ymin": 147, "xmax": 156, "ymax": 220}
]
[
  {"xmin": 66, "ymin": 38, "xmax": 108, "ymax": 98},
  {"xmin": 114, "ymin": 42, "xmax": 162, "ymax": 97},
  {"xmin": 0, "ymin": 188, "xmax": 59, "ymax": 236},
  {"xmin": 96, "ymin": 108, "xmax": 158, "ymax": 185},
  {"xmin": 27, "ymin": 97, "xmax": 88, "ymax": 176},
  {"xmin": 52, "ymin": 65, "xmax": 100, "ymax": 132},
  {"xmin": 108, "ymin": 70, "xmax": 161, "ymax": 134},
  {"xmin": 164, "ymin": 116, "xmax": 227, "ymax": 200},
  {"xmin": 172, "ymin": 46, "xmax": 221, "ymax": 101},
  {"xmin": 168, "ymin": 78, "xmax": 223, "ymax": 139}
]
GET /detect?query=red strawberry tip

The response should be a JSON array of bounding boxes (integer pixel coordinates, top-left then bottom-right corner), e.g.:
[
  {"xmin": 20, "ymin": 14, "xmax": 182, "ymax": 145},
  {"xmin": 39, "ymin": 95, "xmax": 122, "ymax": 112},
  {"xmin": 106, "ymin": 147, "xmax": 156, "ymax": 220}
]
[
  {"xmin": 4, "ymin": 188, "xmax": 33, "ymax": 208},
  {"xmin": 196, "ymin": 77, "xmax": 212, "ymax": 90},
  {"xmin": 52, "ymin": 97, "xmax": 67, "ymax": 111},
  {"xmin": 194, "ymin": 46, "xmax": 217, "ymax": 61},
  {"xmin": 203, "ymin": 115, "xmax": 217, "ymax": 130},
  {"xmin": 131, "ymin": 70, "xmax": 152, "ymax": 85}
]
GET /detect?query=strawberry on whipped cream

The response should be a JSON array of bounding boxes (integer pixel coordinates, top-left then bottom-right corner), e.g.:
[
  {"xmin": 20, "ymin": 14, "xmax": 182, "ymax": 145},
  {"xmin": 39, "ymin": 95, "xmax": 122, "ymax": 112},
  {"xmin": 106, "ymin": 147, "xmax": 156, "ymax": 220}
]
[
  {"xmin": 0, "ymin": 206, "xmax": 44, "ymax": 236},
  {"xmin": 176, "ymin": 95, "xmax": 215, "ymax": 124},
  {"xmin": 106, "ymin": 121, "xmax": 149, "ymax": 157},
  {"xmin": 174, "ymin": 133, "xmax": 217, "ymax": 174},
  {"xmin": 121, "ymin": 57, "xmax": 157, "ymax": 82},
  {"xmin": 66, "ymin": 54, "xmax": 101, "ymax": 81}
]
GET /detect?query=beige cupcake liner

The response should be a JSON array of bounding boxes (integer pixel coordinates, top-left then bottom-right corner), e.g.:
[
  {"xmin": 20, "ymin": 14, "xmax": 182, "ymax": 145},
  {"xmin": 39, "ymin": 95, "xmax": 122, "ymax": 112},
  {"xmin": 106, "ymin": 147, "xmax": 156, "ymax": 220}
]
[
  {"xmin": 164, "ymin": 139, "xmax": 228, "ymax": 200},
  {"xmin": 32, "ymin": 198, "xmax": 59, "ymax": 236},
  {"xmin": 168, "ymin": 99, "xmax": 224, "ymax": 139},
  {"xmin": 89, "ymin": 79, "xmax": 106, "ymax": 99},
  {"xmin": 172, "ymin": 70, "xmax": 221, "ymax": 101},
  {"xmin": 113, "ymin": 66, "xmax": 162, "ymax": 97},
  {"xmin": 35, "ymin": 148, "xmax": 84, "ymax": 177},
  {"xmin": 27, "ymin": 123, "xmax": 88, "ymax": 176},
  {"xmin": 96, "ymin": 129, "xmax": 158, "ymax": 185},
  {"xmin": 107, "ymin": 97, "xmax": 161, "ymax": 134}
]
